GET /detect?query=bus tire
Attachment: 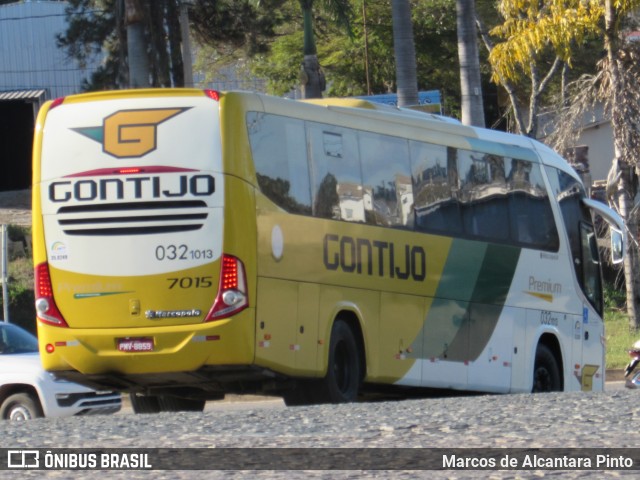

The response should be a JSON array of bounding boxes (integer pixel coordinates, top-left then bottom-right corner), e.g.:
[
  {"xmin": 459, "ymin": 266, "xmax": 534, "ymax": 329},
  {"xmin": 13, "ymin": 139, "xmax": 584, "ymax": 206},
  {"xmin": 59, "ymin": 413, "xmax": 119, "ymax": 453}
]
[
  {"xmin": 1, "ymin": 393, "xmax": 43, "ymax": 420},
  {"xmin": 129, "ymin": 393, "xmax": 161, "ymax": 414},
  {"xmin": 311, "ymin": 320, "xmax": 361, "ymax": 404},
  {"xmin": 532, "ymin": 343, "xmax": 562, "ymax": 392},
  {"xmin": 158, "ymin": 395, "xmax": 206, "ymax": 412},
  {"xmin": 283, "ymin": 381, "xmax": 314, "ymax": 406}
]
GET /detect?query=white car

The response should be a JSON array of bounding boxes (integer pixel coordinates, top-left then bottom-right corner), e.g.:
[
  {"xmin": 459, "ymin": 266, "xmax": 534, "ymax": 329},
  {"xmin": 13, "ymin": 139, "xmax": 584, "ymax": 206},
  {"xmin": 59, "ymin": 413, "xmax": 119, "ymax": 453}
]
[{"xmin": 0, "ymin": 321, "xmax": 121, "ymax": 420}]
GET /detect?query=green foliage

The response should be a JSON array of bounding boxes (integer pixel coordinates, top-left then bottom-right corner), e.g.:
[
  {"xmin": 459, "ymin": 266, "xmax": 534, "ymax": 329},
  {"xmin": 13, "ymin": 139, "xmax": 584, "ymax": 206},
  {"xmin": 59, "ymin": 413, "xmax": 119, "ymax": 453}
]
[
  {"xmin": 605, "ymin": 309, "xmax": 637, "ymax": 369},
  {"xmin": 251, "ymin": 32, "xmax": 306, "ymax": 96},
  {"xmin": 604, "ymin": 283, "xmax": 626, "ymax": 311},
  {"xmin": 57, "ymin": 0, "xmax": 125, "ymax": 90},
  {"xmin": 190, "ymin": 0, "xmax": 290, "ymax": 56},
  {"xmin": 1, "ymin": 225, "xmax": 35, "ymax": 335},
  {"xmin": 250, "ymin": 0, "xmax": 463, "ymax": 115}
]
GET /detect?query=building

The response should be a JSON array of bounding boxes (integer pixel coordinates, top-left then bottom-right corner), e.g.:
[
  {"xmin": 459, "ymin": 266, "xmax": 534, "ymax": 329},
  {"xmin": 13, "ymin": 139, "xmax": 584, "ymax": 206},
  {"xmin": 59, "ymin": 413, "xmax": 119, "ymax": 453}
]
[
  {"xmin": 0, "ymin": 1, "xmax": 101, "ymax": 192},
  {"xmin": 537, "ymin": 102, "xmax": 613, "ymax": 189}
]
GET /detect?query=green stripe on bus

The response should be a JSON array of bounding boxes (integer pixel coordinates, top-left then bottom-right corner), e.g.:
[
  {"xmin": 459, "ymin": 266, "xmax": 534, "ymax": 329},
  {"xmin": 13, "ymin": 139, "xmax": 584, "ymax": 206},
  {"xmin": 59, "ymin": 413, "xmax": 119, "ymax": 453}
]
[
  {"xmin": 423, "ymin": 242, "xmax": 521, "ymax": 362},
  {"xmin": 422, "ymin": 239, "xmax": 486, "ymax": 360}
]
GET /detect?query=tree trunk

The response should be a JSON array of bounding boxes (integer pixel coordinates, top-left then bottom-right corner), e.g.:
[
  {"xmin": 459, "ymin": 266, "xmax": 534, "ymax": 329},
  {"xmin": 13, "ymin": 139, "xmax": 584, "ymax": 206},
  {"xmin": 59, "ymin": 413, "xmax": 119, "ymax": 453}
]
[
  {"xmin": 456, "ymin": 0, "xmax": 484, "ymax": 127},
  {"xmin": 391, "ymin": 0, "xmax": 418, "ymax": 107},
  {"xmin": 618, "ymin": 169, "xmax": 640, "ymax": 328},
  {"xmin": 116, "ymin": 0, "xmax": 128, "ymax": 88},
  {"xmin": 125, "ymin": 0, "xmax": 150, "ymax": 88},
  {"xmin": 603, "ymin": 0, "xmax": 640, "ymax": 328},
  {"xmin": 299, "ymin": 1, "xmax": 325, "ymax": 99},
  {"xmin": 149, "ymin": 0, "xmax": 171, "ymax": 87},
  {"xmin": 172, "ymin": 0, "xmax": 188, "ymax": 87}
]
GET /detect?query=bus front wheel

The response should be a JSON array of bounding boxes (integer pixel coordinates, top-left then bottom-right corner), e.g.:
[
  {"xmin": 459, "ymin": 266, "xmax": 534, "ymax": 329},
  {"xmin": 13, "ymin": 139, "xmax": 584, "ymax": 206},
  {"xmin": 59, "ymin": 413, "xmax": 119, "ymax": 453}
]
[{"xmin": 532, "ymin": 343, "xmax": 562, "ymax": 392}]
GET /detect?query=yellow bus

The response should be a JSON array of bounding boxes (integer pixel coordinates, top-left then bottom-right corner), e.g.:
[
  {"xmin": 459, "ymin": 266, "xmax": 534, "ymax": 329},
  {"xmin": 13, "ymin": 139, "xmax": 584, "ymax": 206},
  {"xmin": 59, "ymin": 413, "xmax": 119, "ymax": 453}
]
[{"xmin": 32, "ymin": 89, "xmax": 624, "ymax": 412}]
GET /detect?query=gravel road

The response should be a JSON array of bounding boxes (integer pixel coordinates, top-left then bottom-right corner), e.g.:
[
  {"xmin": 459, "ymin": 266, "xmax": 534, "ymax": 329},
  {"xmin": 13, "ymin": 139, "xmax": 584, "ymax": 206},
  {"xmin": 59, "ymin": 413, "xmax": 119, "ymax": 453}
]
[{"xmin": 2, "ymin": 385, "xmax": 640, "ymax": 480}]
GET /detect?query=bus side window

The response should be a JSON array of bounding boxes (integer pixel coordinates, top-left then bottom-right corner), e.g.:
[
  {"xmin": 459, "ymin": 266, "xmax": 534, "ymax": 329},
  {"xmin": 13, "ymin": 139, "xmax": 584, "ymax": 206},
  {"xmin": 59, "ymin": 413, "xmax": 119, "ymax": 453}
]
[
  {"xmin": 410, "ymin": 141, "xmax": 462, "ymax": 235},
  {"xmin": 359, "ymin": 132, "xmax": 412, "ymax": 228},
  {"xmin": 580, "ymin": 222, "xmax": 603, "ymax": 314},
  {"xmin": 308, "ymin": 123, "xmax": 363, "ymax": 222},
  {"xmin": 546, "ymin": 167, "xmax": 602, "ymax": 313},
  {"xmin": 247, "ymin": 112, "xmax": 312, "ymax": 215},
  {"xmin": 507, "ymin": 160, "xmax": 559, "ymax": 251},
  {"xmin": 458, "ymin": 150, "xmax": 509, "ymax": 241}
]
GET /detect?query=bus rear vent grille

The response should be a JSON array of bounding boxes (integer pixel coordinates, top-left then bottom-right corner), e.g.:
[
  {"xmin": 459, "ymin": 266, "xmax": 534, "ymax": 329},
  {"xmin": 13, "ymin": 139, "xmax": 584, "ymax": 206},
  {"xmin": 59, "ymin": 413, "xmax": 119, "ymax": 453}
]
[{"xmin": 55, "ymin": 201, "xmax": 208, "ymax": 236}]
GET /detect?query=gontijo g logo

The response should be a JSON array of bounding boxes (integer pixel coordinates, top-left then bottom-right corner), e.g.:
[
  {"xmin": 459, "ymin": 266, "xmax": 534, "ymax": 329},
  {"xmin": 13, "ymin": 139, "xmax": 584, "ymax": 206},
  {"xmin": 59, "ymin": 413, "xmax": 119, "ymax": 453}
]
[{"xmin": 73, "ymin": 108, "xmax": 190, "ymax": 159}]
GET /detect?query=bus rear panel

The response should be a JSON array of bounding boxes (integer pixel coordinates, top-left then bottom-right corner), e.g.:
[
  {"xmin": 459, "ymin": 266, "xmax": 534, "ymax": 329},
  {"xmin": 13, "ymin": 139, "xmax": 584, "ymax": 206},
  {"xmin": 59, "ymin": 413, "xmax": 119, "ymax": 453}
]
[{"xmin": 33, "ymin": 90, "xmax": 257, "ymax": 393}]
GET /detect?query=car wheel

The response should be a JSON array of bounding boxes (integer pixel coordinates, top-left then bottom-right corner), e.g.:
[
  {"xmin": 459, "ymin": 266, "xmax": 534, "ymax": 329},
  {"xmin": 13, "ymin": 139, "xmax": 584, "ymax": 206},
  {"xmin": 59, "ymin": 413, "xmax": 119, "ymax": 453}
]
[{"xmin": 1, "ymin": 393, "xmax": 44, "ymax": 420}]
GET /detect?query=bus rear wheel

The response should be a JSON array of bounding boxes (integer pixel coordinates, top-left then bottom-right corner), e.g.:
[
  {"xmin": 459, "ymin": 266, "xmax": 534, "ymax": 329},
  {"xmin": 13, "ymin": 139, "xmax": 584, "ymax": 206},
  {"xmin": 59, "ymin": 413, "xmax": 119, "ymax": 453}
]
[
  {"xmin": 312, "ymin": 320, "xmax": 361, "ymax": 404},
  {"xmin": 532, "ymin": 343, "xmax": 562, "ymax": 392},
  {"xmin": 158, "ymin": 395, "xmax": 206, "ymax": 412},
  {"xmin": 129, "ymin": 393, "xmax": 161, "ymax": 414}
]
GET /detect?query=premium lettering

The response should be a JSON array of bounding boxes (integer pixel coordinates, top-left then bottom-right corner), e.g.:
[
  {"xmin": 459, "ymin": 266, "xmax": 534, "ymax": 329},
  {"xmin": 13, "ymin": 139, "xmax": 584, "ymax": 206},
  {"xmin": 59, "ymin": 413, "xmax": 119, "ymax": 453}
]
[
  {"xmin": 49, "ymin": 174, "xmax": 215, "ymax": 203},
  {"xmin": 323, "ymin": 234, "xmax": 426, "ymax": 281},
  {"xmin": 528, "ymin": 275, "xmax": 562, "ymax": 294}
]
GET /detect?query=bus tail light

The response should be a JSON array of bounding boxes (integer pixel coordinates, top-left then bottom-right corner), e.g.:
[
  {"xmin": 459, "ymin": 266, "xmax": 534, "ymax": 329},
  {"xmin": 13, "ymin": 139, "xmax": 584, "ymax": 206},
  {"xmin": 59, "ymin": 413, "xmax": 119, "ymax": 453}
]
[
  {"xmin": 34, "ymin": 262, "xmax": 68, "ymax": 327},
  {"xmin": 205, "ymin": 254, "xmax": 248, "ymax": 321},
  {"xmin": 49, "ymin": 97, "xmax": 65, "ymax": 109},
  {"xmin": 204, "ymin": 89, "xmax": 220, "ymax": 101}
]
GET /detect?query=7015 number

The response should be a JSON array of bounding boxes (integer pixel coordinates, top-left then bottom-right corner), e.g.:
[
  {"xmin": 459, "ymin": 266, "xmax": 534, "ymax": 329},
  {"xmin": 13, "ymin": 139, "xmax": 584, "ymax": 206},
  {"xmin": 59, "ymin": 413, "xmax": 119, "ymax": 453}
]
[{"xmin": 167, "ymin": 276, "xmax": 213, "ymax": 289}]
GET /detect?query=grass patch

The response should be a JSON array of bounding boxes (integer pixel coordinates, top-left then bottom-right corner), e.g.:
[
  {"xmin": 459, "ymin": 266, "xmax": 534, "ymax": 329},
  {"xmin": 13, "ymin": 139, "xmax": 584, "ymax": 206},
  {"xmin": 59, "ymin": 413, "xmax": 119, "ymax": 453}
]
[{"xmin": 605, "ymin": 309, "xmax": 637, "ymax": 370}]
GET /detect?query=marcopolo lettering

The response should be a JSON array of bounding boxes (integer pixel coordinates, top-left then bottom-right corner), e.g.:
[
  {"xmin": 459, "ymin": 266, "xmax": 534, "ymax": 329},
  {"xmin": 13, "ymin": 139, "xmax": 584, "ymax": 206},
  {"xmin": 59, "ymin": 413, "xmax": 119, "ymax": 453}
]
[
  {"xmin": 323, "ymin": 233, "xmax": 426, "ymax": 281},
  {"xmin": 49, "ymin": 174, "xmax": 215, "ymax": 203}
]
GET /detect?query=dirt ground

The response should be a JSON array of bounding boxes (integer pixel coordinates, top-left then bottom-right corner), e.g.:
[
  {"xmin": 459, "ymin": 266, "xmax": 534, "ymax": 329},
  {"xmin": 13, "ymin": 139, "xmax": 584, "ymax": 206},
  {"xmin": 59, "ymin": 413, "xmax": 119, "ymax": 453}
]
[{"xmin": 0, "ymin": 189, "xmax": 32, "ymax": 225}]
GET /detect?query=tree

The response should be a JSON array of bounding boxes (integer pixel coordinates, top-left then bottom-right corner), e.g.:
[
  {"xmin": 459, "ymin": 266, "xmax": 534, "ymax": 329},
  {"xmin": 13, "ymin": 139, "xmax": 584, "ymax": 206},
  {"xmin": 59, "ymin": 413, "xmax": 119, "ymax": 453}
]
[
  {"xmin": 124, "ymin": 0, "xmax": 150, "ymax": 87},
  {"xmin": 251, "ymin": 0, "xmax": 463, "ymax": 116},
  {"xmin": 58, "ymin": 0, "xmax": 281, "ymax": 92},
  {"xmin": 456, "ymin": 0, "xmax": 484, "ymax": 126},
  {"xmin": 56, "ymin": 0, "xmax": 126, "ymax": 90},
  {"xmin": 189, "ymin": 0, "xmax": 288, "ymax": 56},
  {"xmin": 477, "ymin": 0, "xmax": 592, "ymax": 136},
  {"xmin": 298, "ymin": 0, "xmax": 353, "ymax": 98},
  {"xmin": 493, "ymin": 0, "xmax": 640, "ymax": 328},
  {"xmin": 391, "ymin": 0, "xmax": 418, "ymax": 107}
]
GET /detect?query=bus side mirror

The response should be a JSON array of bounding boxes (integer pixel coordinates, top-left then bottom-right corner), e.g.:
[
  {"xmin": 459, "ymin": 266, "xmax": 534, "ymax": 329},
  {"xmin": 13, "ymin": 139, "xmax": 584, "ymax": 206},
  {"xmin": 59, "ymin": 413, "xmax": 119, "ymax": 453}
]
[{"xmin": 611, "ymin": 227, "xmax": 624, "ymax": 264}]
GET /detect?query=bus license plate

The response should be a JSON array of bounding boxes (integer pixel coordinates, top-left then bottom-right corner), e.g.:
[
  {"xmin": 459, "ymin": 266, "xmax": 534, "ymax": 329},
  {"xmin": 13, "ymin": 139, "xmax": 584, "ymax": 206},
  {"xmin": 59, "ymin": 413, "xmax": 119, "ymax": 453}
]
[{"xmin": 116, "ymin": 337, "xmax": 154, "ymax": 352}]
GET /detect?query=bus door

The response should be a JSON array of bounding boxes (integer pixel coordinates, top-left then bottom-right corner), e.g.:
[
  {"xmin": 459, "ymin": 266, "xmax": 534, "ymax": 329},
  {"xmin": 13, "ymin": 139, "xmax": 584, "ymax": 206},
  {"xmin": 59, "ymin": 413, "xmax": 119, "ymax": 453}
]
[
  {"xmin": 575, "ymin": 221, "xmax": 605, "ymax": 391},
  {"xmin": 579, "ymin": 198, "xmax": 624, "ymax": 391}
]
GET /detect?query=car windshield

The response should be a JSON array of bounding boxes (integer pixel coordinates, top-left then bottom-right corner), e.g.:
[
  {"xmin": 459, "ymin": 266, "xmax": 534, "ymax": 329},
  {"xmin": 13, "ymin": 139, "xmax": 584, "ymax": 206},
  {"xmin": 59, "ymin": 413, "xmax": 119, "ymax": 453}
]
[{"xmin": 0, "ymin": 323, "xmax": 39, "ymax": 354}]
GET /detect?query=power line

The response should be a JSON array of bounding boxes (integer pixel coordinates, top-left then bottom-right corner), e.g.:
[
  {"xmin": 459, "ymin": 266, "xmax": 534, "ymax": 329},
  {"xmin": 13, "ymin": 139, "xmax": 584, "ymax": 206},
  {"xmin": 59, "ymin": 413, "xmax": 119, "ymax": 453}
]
[{"xmin": 0, "ymin": 9, "xmax": 105, "ymax": 22}]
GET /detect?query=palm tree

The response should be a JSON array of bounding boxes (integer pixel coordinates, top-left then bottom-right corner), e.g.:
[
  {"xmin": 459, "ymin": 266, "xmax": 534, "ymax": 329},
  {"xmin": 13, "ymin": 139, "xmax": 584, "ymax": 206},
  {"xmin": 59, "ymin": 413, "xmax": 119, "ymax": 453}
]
[
  {"xmin": 456, "ymin": 0, "xmax": 484, "ymax": 126},
  {"xmin": 124, "ymin": 0, "xmax": 150, "ymax": 88},
  {"xmin": 391, "ymin": 0, "xmax": 418, "ymax": 107},
  {"xmin": 298, "ymin": 0, "xmax": 352, "ymax": 98}
]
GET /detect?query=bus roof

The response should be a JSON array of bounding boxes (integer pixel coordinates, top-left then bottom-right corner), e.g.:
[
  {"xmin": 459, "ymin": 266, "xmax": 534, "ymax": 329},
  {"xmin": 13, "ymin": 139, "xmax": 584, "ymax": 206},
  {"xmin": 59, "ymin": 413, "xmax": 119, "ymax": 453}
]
[{"xmin": 244, "ymin": 92, "xmax": 578, "ymax": 179}]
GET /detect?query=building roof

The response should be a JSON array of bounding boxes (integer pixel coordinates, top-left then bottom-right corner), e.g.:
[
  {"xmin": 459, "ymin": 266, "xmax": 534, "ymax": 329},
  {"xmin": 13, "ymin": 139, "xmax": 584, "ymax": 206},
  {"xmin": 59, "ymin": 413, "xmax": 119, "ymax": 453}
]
[{"xmin": 0, "ymin": 89, "xmax": 47, "ymax": 102}]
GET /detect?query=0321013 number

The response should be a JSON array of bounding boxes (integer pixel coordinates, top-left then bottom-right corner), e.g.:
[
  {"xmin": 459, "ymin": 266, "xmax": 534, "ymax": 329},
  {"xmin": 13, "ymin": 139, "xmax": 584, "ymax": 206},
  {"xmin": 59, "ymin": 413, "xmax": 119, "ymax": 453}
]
[
  {"xmin": 155, "ymin": 245, "xmax": 214, "ymax": 261},
  {"xmin": 167, "ymin": 277, "xmax": 213, "ymax": 289}
]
